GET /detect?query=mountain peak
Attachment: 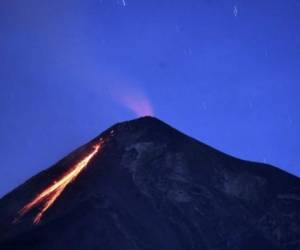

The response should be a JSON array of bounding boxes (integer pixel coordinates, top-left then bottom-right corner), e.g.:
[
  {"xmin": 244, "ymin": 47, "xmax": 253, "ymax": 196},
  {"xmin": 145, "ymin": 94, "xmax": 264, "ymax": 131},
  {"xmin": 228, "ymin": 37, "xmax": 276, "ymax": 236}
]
[
  {"xmin": 109, "ymin": 116, "xmax": 173, "ymax": 134},
  {"xmin": 0, "ymin": 118, "xmax": 300, "ymax": 250}
]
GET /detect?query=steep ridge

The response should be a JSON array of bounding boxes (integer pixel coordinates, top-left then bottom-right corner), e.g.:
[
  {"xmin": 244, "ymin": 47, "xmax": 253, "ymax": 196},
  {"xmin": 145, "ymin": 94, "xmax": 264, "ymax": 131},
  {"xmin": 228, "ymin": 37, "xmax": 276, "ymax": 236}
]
[{"xmin": 0, "ymin": 117, "xmax": 299, "ymax": 250}]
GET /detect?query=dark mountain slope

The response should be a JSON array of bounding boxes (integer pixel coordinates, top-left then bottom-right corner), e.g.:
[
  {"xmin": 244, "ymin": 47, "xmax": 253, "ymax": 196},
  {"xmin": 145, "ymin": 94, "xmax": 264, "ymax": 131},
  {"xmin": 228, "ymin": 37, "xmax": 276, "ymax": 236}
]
[{"xmin": 0, "ymin": 117, "xmax": 299, "ymax": 250}]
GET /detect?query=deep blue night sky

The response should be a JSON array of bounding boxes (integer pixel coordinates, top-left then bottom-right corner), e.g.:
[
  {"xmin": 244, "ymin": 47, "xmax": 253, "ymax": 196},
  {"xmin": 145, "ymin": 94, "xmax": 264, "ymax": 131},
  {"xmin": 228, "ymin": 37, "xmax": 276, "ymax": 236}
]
[{"xmin": 1, "ymin": 0, "xmax": 299, "ymax": 196}]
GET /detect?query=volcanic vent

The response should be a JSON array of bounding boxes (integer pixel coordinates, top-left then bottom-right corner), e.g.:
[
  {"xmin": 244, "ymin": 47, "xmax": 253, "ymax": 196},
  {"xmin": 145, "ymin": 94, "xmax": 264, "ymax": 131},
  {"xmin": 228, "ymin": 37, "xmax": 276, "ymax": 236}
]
[{"xmin": 0, "ymin": 117, "xmax": 300, "ymax": 250}]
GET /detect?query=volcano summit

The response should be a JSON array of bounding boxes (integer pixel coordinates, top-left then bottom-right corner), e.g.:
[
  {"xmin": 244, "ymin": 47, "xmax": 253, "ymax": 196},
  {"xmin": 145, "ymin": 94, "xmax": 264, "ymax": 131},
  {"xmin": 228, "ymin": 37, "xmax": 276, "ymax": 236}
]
[{"xmin": 0, "ymin": 117, "xmax": 299, "ymax": 250}]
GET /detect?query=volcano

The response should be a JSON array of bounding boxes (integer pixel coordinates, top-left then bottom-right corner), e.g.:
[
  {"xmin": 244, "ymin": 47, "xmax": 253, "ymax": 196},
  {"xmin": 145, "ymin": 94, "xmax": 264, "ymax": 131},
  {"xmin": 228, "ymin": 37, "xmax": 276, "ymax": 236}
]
[{"xmin": 0, "ymin": 117, "xmax": 299, "ymax": 250}]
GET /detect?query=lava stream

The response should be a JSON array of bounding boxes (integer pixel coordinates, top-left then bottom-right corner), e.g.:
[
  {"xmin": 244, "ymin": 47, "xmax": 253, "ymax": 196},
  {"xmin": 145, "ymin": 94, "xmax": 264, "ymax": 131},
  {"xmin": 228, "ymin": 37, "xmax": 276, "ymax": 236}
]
[{"xmin": 15, "ymin": 142, "xmax": 102, "ymax": 224}]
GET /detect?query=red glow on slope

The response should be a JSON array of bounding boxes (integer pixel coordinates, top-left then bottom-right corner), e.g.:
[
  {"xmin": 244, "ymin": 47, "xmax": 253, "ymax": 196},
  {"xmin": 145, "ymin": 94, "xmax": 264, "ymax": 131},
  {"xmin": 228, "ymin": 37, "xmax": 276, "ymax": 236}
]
[{"xmin": 15, "ymin": 142, "xmax": 102, "ymax": 224}]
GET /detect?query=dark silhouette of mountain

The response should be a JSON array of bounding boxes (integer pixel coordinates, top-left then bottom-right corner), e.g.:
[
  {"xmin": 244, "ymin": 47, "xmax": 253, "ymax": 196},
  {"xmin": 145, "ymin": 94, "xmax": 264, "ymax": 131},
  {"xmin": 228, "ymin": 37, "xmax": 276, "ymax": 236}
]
[{"xmin": 0, "ymin": 117, "xmax": 299, "ymax": 250}]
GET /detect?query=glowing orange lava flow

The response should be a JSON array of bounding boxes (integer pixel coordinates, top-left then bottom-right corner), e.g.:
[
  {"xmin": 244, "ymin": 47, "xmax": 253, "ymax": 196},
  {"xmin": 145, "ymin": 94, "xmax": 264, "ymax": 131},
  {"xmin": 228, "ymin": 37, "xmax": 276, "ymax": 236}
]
[{"xmin": 16, "ymin": 142, "xmax": 102, "ymax": 224}]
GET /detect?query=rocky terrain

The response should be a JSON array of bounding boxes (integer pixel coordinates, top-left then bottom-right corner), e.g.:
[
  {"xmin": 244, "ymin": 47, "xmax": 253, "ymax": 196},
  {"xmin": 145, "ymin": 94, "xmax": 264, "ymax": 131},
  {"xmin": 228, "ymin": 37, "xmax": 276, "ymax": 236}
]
[{"xmin": 0, "ymin": 117, "xmax": 299, "ymax": 250}]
